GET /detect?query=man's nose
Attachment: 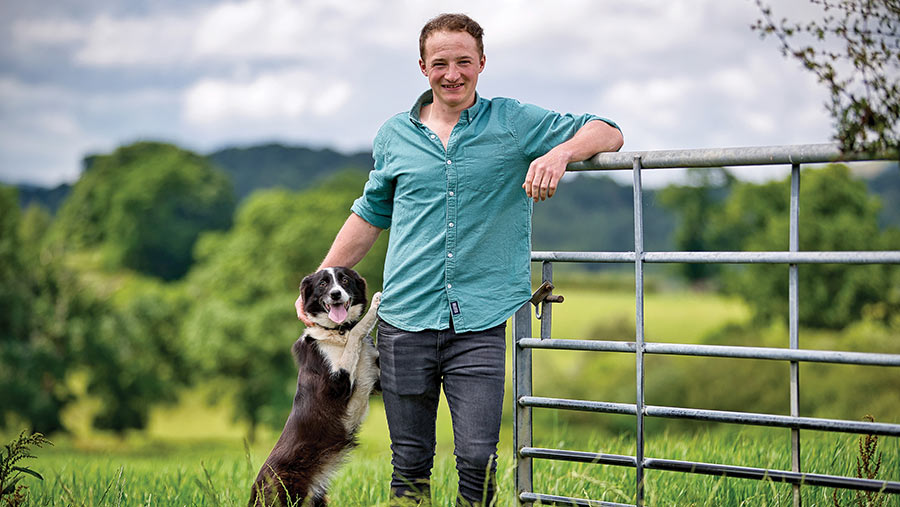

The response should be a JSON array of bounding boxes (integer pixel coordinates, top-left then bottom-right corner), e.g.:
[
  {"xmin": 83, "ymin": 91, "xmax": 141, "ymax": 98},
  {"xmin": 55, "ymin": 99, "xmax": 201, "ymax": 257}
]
[{"xmin": 446, "ymin": 64, "xmax": 461, "ymax": 80}]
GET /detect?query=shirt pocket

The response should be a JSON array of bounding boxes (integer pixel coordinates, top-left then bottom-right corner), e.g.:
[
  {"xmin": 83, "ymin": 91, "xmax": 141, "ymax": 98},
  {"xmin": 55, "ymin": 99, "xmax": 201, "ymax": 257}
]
[{"xmin": 461, "ymin": 143, "xmax": 514, "ymax": 194}]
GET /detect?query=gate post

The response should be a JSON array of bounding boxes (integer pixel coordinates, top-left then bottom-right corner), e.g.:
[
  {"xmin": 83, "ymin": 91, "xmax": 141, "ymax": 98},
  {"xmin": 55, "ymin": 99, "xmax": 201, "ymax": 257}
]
[
  {"xmin": 513, "ymin": 302, "xmax": 533, "ymax": 504},
  {"xmin": 632, "ymin": 155, "xmax": 646, "ymax": 506},
  {"xmin": 789, "ymin": 163, "xmax": 802, "ymax": 507}
]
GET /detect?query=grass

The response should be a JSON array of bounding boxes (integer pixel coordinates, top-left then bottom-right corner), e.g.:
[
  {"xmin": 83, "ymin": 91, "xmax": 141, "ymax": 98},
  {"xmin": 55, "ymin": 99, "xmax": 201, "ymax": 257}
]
[
  {"xmin": 8, "ymin": 281, "xmax": 900, "ymax": 505},
  {"xmin": 19, "ymin": 425, "xmax": 899, "ymax": 506}
]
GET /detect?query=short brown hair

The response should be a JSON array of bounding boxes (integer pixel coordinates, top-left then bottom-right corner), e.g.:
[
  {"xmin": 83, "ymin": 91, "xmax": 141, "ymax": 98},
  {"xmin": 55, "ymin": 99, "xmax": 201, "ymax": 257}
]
[{"xmin": 419, "ymin": 13, "xmax": 484, "ymax": 59}]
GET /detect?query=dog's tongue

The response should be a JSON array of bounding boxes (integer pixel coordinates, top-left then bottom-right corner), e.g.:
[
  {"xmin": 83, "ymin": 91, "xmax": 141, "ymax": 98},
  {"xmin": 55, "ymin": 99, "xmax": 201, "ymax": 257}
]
[{"xmin": 329, "ymin": 304, "xmax": 348, "ymax": 324}]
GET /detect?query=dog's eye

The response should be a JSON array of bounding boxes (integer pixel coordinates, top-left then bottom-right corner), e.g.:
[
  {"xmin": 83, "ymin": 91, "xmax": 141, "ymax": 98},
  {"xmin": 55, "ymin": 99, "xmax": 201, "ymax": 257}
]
[
  {"xmin": 341, "ymin": 276, "xmax": 350, "ymax": 284},
  {"xmin": 318, "ymin": 280, "xmax": 328, "ymax": 288}
]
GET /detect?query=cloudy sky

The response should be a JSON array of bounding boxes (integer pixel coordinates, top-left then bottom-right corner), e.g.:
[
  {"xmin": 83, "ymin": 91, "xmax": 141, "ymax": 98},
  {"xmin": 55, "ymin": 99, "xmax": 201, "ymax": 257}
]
[{"xmin": 1, "ymin": 0, "xmax": 835, "ymax": 187}]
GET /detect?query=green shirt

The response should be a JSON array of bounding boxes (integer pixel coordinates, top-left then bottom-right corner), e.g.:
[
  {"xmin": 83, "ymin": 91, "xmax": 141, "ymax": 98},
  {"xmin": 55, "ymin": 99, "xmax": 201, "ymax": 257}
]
[{"xmin": 352, "ymin": 91, "xmax": 619, "ymax": 332}]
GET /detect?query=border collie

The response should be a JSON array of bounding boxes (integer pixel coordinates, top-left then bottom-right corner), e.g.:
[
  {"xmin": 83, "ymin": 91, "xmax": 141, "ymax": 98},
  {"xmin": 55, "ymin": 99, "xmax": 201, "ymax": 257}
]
[{"xmin": 249, "ymin": 267, "xmax": 381, "ymax": 507}]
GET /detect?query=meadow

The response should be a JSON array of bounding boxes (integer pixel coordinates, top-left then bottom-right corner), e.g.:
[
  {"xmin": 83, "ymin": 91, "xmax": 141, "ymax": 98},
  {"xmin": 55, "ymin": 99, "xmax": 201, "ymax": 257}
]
[{"xmin": 8, "ymin": 277, "xmax": 900, "ymax": 506}]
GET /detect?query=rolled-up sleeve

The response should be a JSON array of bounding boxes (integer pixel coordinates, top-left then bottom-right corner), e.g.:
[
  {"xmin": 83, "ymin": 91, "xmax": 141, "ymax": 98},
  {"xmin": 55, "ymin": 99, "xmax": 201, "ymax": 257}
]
[
  {"xmin": 351, "ymin": 128, "xmax": 394, "ymax": 230},
  {"xmin": 506, "ymin": 99, "xmax": 621, "ymax": 161}
]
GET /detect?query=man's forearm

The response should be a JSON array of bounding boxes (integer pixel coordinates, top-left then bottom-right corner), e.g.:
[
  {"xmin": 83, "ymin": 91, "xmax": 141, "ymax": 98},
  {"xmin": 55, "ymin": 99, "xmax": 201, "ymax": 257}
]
[
  {"xmin": 318, "ymin": 212, "xmax": 383, "ymax": 270},
  {"xmin": 552, "ymin": 119, "xmax": 623, "ymax": 163}
]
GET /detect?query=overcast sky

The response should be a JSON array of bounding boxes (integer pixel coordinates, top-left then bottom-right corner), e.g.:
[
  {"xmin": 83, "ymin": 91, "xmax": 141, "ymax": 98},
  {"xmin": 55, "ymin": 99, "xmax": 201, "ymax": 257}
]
[{"xmin": 1, "ymin": 0, "xmax": 836, "ymax": 187}]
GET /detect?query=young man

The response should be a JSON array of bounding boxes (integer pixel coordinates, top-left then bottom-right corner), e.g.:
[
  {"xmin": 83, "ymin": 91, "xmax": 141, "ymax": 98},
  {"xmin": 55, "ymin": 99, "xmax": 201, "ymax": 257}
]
[{"xmin": 297, "ymin": 13, "xmax": 623, "ymax": 506}]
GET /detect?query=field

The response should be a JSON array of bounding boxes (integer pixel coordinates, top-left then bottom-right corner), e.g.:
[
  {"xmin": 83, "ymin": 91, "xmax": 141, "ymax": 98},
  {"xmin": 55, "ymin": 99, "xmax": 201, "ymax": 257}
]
[{"xmin": 8, "ymin": 281, "xmax": 900, "ymax": 506}]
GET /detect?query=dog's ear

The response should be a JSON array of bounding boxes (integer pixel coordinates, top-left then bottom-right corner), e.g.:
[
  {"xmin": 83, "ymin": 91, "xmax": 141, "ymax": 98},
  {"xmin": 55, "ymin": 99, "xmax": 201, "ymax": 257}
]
[
  {"xmin": 349, "ymin": 269, "xmax": 367, "ymax": 296},
  {"xmin": 300, "ymin": 273, "xmax": 317, "ymax": 306}
]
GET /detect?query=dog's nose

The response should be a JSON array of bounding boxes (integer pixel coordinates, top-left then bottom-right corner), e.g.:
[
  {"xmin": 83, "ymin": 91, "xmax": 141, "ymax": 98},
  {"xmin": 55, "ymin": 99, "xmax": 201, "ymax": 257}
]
[{"xmin": 330, "ymin": 290, "xmax": 343, "ymax": 300}]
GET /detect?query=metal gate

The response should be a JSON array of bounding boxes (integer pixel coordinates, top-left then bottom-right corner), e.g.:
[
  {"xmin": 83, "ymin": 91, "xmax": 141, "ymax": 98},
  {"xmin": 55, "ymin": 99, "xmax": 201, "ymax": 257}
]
[{"xmin": 512, "ymin": 144, "xmax": 900, "ymax": 506}]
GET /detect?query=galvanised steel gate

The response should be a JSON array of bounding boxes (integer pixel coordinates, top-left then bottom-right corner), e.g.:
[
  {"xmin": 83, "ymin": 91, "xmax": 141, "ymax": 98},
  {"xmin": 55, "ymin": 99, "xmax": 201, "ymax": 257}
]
[{"xmin": 511, "ymin": 143, "xmax": 900, "ymax": 506}]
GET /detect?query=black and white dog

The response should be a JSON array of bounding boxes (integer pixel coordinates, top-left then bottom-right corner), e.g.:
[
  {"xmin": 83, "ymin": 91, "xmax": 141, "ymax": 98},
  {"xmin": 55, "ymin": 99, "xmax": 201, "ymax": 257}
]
[{"xmin": 249, "ymin": 267, "xmax": 381, "ymax": 507}]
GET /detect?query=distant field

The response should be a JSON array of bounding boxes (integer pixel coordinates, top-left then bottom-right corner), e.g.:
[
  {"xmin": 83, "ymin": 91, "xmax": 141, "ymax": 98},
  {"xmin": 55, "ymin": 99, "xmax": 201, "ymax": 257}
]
[{"xmin": 10, "ymin": 286, "xmax": 900, "ymax": 505}]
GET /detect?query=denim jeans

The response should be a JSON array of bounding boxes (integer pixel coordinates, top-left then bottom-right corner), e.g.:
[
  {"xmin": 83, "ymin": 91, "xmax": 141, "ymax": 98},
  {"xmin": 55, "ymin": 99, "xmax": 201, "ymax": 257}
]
[{"xmin": 377, "ymin": 319, "xmax": 506, "ymax": 505}]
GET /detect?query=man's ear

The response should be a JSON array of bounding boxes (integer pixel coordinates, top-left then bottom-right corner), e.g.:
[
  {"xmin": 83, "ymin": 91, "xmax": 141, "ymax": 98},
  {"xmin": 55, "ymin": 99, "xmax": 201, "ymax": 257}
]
[
  {"xmin": 419, "ymin": 58, "xmax": 428, "ymax": 76},
  {"xmin": 479, "ymin": 54, "xmax": 486, "ymax": 73}
]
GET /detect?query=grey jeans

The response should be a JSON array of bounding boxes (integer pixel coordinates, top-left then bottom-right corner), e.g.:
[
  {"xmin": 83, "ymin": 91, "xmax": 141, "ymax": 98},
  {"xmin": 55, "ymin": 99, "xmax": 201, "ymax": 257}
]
[{"xmin": 377, "ymin": 319, "xmax": 506, "ymax": 505}]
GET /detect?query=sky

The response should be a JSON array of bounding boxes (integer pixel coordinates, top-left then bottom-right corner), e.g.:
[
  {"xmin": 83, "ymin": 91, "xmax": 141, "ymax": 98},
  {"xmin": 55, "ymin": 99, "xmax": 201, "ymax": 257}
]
[{"xmin": 0, "ymin": 0, "xmax": 839, "ymax": 188}]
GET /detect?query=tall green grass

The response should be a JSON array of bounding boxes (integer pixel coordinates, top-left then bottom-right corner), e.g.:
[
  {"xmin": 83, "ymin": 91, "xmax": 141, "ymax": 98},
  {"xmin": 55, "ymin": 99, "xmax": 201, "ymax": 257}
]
[{"xmin": 19, "ymin": 424, "xmax": 899, "ymax": 506}]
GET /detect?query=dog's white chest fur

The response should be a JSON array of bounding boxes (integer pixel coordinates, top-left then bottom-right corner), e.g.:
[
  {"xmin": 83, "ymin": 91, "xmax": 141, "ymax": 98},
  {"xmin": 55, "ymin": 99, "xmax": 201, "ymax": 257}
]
[{"xmin": 312, "ymin": 336, "xmax": 379, "ymax": 432}]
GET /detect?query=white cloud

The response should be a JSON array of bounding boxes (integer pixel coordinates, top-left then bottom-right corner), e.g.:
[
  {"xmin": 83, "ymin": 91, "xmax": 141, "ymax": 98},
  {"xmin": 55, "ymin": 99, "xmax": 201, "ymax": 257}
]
[
  {"xmin": 182, "ymin": 69, "xmax": 353, "ymax": 124},
  {"xmin": 74, "ymin": 13, "xmax": 195, "ymax": 66},
  {"xmin": 0, "ymin": 0, "xmax": 850, "ymax": 187},
  {"xmin": 11, "ymin": 18, "xmax": 86, "ymax": 46}
]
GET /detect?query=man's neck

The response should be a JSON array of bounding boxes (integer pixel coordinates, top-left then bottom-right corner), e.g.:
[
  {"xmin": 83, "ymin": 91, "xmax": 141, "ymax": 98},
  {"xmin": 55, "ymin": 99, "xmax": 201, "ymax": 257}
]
[{"xmin": 421, "ymin": 102, "xmax": 459, "ymax": 127}]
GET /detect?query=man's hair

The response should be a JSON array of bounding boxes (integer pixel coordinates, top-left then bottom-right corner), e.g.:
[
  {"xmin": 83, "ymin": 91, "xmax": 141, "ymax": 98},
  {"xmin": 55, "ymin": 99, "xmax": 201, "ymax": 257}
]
[{"xmin": 419, "ymin": 13, "xmax": 484, "ymax": 59}]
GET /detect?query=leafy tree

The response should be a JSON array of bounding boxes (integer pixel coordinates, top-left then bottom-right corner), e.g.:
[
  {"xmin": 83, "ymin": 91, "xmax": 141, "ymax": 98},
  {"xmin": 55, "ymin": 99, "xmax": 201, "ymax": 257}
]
[
  {"xmin": 2, "ymin": 185, "xmax": 195, "ymax": 434},
  {"xmin": 753, "ymin": 0, "xmax": 900, "ymax": 154},
  {"xmin": 80, "ymin": 278, "xmax": 195, "ymax": 432},
  {"xmin": 1, "ymin": 186, "xmax": 85, "ymax": 434},
  {"xmin": 657, "ymin": 168, "xmax": 737, "ymax": 282},
  {"xmin": 709, "ymin": 164, "xmax": 898, "ymax": 329},
  {"xmin": 51, "ymin": 142, "xmax": 235, "ymax": 280},
  {"xmin": 182, "ymin": 170, "xmax": 388, "ymax": 440}
]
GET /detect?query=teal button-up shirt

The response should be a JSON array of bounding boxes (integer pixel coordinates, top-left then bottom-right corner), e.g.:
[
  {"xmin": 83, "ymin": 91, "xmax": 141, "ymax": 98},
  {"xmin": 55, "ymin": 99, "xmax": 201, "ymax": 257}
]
[{"xmin": 352, "ymin": 91, "xmax": 619, "ymax": 332}]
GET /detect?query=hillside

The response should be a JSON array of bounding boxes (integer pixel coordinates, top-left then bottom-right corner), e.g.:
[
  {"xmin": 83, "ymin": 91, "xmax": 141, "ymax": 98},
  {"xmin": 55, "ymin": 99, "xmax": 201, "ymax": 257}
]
[
  {"xmin": 9, "ymin": 145, "xmax": 898, "ymax": 256},
  {"xmin": 207, "ymin": 143, "xmax": 374, "ymax": 201}
]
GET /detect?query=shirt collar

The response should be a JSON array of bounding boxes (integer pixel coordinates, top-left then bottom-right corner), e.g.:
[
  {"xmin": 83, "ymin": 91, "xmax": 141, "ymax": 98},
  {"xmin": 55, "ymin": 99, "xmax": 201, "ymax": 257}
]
[{"xmin": 409, "ymin": 90, "xmax": 484, "ymax": 125}]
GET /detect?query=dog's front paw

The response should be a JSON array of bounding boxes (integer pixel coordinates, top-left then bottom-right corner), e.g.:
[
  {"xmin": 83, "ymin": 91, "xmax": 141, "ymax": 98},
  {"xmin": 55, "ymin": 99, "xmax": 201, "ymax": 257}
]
[{"xmin": 371, "ymin": 292, "xmax": 382, "ymax": 310}]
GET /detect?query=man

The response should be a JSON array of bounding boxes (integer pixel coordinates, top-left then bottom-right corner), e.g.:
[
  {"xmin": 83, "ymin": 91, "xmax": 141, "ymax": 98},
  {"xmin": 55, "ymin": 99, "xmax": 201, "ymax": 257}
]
[{"xmin": 296, "ymin": 13, "xmax": 622, "ymax": 506}]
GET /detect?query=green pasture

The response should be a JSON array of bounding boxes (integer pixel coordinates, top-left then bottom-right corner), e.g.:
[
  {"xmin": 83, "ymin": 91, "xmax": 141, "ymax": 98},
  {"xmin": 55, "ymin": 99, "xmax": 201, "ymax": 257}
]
[{"xmin": 9, "ymin": 284, "xmax": 900, "ymax": 505}]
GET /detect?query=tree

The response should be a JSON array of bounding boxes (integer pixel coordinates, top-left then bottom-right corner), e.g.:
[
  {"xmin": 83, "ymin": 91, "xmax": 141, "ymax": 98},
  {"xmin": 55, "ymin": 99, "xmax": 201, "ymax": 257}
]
[
  {"xmin": 1, "ymin": 186, "xmax": 85, "ymax": 434},
  {"xmin": 753, "ymin": 0, "xmax": 900, "ymax": 154},
  {"xmin": 708, "ymin": 164, "xmax": 898, "ymax": 329},
  {"xmin": 658, "ymin": 168, "xmax": 737, "ymax": 282},
  {"xmin": 182, "ymin": 170, "xmax": 388, "ymax": 440},
  {"xmin": 2, "ymin": 185, "xmax": 196, "ymax": 435},
  {"xmin": 51, "ymin": 142, "xmax": 235, "ymax": 280}
]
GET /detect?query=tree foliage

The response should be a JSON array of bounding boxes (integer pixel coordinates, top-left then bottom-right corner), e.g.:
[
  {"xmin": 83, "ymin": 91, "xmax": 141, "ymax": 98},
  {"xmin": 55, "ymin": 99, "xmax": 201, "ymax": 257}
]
[
  {"xmin": 1, "ymin": 185, "xmax": 195, "ymax": 434},
  {"xmin": 657, "ymin": 168, "xmax": 736, "ymax": 282},
  {"xmin": 704, "ymin": 165, "xmax": 899, "ymax": 329},
  {"xmin": 753, "ymin": 0, "xmax": 900, "ymax": 154},
  {"xmin": 182, "ymin": 169, "xmax": 388, "ymax": 439},
  {"xmin": 51, "ymin": 142, "xmax": 235, "ymax": 280}
]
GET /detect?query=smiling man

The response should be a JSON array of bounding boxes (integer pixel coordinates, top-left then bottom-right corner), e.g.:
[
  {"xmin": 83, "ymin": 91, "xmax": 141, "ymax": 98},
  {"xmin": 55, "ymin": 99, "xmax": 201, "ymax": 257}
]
[{"xmin": 298, "ymin": 13, "xmax": 622, "ymax": 506}]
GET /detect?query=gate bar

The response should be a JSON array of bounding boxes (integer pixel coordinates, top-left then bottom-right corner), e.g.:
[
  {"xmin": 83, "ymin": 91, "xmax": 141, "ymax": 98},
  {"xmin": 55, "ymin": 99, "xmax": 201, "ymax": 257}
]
[
  {"xmin": 789, "ymin": 163, "xmax": 802, "ymax": 506},
  {"xmin": 519, "ymin": 492, "xmax": 635, "ymax": 507},
  {"xmin": 632, "ymin": 155, "xmax": 647, "ymax": 506},
  {"xmin": 532, "ymin": 251, "xmax": 900, "ymax": 264},
  {"xmin": 518, "ymin": 338, "xmax": 900, "ymax": 366},
  {"xmin": 518, "ymin": 396, "xmax": 900, "ymax": 436},
  {"xmin": 645, "ymin": 458, "xmax": 900, "ymax": 494},
  {"xmin": 567, "ymin": 143, "xmax": 896, "ymax": 171},
  {"xmin": 520, "ymin": 448, "xmax": 900, "ymax": 495}
]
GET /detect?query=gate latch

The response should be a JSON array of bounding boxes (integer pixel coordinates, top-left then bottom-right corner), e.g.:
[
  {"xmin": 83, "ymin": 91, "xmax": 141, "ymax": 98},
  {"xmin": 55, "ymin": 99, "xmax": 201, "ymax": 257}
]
[{"xmin": 530, "ymin": 281, "xmax": 564, "ymax": 320}]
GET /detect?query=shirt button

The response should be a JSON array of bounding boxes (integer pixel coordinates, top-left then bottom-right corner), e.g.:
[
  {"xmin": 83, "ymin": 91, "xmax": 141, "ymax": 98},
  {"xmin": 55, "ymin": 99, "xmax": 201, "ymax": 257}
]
[
  {"xmin": 447, "ymin": 253, "xmax": 453, "ymax": 258},
  {"xmin": 449, "ymin": 191, "xmax": 455, "ymax": 196},
  {"xmin": 447, "ymin": 284, "xmax": 452, "ymax": 289},
  {"xmin": 447, "ymin": 160, "xmax": 452, "ymax": 165},
  {"xmin": 430, "ymin": 134, "xmax": 436, "ymax": 139},
  {"xmin": 449, "ymin": 222, "xmax": 454, "ymax": 228}
]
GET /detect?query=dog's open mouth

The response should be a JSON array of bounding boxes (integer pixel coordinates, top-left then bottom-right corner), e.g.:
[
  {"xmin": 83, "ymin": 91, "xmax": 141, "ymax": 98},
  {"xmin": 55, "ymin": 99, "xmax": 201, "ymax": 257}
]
[{"xmin": 324, "ymin": 301, "xmax": 351, "ymax": 324}]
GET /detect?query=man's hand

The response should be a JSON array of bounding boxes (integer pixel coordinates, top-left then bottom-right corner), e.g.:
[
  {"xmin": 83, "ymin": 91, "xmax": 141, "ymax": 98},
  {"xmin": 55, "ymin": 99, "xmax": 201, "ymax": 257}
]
[
  {"xmin": 523, "ymin": 149, "xmax": 569, "ymax": 202},
  {"xmin": 523, "ymin": 120, "xmax": 624, "ymax": 202},
  {"xmin": 295, "ymin": 292, "xmax": 313, "ymax": 326}
]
